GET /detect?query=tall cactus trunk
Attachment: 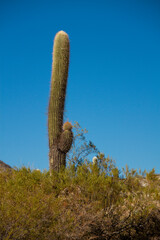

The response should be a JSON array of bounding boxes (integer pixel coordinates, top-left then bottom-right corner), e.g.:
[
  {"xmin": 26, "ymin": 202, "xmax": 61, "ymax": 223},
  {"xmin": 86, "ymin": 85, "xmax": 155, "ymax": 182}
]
[
  {"xmin": 48, "ymin": 31, "xmax": 73, "ymax": 173},
  {"xmin": 49, "ymin": 146, "xmax": 66, "ymax": 171}
]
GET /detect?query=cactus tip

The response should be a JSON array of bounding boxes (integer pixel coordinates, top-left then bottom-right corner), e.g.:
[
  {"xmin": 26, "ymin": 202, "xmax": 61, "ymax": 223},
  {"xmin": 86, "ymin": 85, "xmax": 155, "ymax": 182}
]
[{"xmin": 55, "ymin": 30, "xmax": 68, "ymax": 37}]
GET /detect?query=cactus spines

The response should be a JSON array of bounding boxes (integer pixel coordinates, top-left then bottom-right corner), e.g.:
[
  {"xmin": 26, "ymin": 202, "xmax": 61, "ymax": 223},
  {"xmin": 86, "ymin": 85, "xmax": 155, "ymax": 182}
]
[{"xmin": 48, "ymin": 31, "xmax": 73, "ymax": 172}]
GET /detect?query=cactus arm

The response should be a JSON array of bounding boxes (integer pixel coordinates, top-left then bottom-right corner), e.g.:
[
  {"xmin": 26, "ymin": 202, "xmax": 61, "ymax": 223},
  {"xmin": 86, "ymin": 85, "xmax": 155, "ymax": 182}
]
[{"xmin": 58, "ymin": 130, "xmax": 73, "ymax": 153}]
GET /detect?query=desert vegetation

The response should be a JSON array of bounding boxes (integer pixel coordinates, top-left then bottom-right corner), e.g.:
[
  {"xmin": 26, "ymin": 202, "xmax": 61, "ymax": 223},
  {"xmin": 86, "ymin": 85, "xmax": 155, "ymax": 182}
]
[{"xmin": 0, "ymin": 123, "xmax": 160, "ymax": 240}]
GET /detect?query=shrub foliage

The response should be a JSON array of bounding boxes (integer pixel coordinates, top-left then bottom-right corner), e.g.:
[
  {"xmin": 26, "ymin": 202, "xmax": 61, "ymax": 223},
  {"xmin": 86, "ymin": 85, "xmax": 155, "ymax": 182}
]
[
  {"xmin": 0, "ymin": 123, "xmax": 159, "ymax": 239},
  {"xmin": 0, "ymin": 160, "xmax": 160, "ymax": 239}
]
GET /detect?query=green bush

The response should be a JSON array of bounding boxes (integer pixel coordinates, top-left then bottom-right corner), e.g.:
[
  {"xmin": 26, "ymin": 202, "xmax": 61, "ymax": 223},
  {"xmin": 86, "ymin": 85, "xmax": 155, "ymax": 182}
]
[{"xmin": 0, "ymin": 159, "xmax": 160, "ymax": 239}]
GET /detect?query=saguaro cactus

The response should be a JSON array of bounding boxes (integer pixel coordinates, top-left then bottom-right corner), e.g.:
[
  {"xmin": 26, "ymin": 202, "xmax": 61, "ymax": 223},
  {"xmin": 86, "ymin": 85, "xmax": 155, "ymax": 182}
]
[{"xmin": 48, "ymin": 31, "xmax": 73, "ymax": 172}]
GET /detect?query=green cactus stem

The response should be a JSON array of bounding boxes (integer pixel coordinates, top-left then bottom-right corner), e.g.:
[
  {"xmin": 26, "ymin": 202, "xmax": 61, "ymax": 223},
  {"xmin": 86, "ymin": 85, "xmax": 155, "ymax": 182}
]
[{"xmin": 48, "ymin": 31, "xmax": 73, "ymax": 173}]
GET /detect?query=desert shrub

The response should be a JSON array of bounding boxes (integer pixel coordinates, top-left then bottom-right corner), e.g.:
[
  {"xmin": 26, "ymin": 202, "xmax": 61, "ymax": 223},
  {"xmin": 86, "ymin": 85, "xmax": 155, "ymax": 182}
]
[
  {"xmin": 67, "ymin": 121, "xmax": 99, "ymax": 167},
  {"xmin": 0, "ymin": 125, "xmax": 159, "ymax": 239},
  {"xmin": 0, "ymin": 159, "xmax": 160, "ymax": 239}
]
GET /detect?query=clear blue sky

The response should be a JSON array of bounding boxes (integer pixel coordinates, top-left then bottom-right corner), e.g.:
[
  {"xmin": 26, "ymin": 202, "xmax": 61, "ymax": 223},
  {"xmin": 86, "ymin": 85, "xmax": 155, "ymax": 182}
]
[{"xmin": 0, "ymin": 0, "xmax": 160, "ymax": 172}]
